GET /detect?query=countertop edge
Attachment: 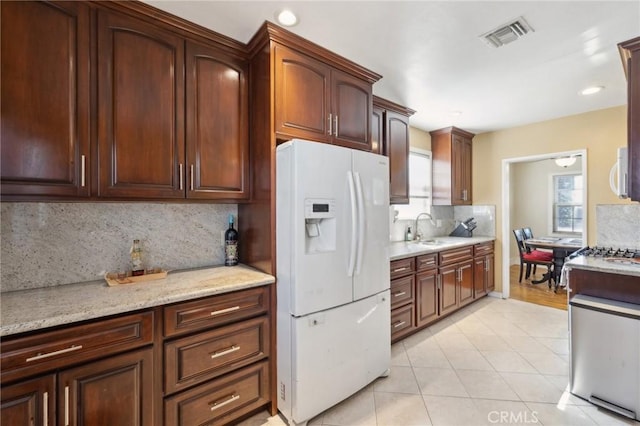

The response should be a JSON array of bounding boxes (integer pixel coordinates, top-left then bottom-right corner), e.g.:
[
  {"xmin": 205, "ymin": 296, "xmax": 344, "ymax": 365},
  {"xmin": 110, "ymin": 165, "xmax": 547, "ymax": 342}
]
[
  {"xmin": 1, "ymin": 265, "xmax": 275, "ymax": 337},
  {"xmin": 389, "ymin": 236, "xmax": 495, "ymax": 261},
  {"xmin": 565, "ymin": 258, "xmax": 640, "ymax": 278}
]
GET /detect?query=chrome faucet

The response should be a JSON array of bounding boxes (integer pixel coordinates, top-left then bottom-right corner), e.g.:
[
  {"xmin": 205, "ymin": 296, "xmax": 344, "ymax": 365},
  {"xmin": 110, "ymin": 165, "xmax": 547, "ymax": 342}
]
[{"xmin": 414, "ymin": 212, "xmax": 435, "ymax": 241}]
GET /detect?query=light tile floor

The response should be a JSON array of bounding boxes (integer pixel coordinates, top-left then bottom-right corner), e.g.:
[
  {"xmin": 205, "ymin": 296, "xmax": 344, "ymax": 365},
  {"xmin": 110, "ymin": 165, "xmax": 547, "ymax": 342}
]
[{"xmin": 238, "ymin": 297, "xmax": 637, "ymax": 426}]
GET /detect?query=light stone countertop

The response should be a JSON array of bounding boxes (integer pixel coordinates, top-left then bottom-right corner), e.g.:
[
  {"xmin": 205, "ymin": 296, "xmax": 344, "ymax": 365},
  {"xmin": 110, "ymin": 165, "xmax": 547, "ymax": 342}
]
[
  {"xmin": 0, "ymin": 265, "xmax": 275, "ymax": 337},
  {"xmin": 564, "ymin": 256, "xmax": 640, "ymax": 278},
  {"xmin": 389, "ymin": 236, "xmax": 495, "ymax": 261}
]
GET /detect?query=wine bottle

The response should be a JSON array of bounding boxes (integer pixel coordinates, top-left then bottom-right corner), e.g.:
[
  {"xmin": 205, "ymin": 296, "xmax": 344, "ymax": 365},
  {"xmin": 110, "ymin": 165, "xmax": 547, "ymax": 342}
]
[
  {"xmin": 130, "ymin": 239, "xmax": 144, "ymax": 276},
  {"xmin": 224, "ymin": 214, "xmax": 239, "ymax": 266}
]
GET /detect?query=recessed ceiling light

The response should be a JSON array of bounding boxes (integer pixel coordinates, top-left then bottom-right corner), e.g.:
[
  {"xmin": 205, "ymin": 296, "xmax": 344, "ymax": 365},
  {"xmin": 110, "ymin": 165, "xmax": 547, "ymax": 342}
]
[
  {"xmin": 450, "ymin": 110, "xmax": 462, "ymax": 117},
  {"xmin": 581, "ymin": 86, "xmax": 604, "ymax": 95},
  {"xmin": 276, "ymin": 9, "xmax": 298, "ymax": 27}
]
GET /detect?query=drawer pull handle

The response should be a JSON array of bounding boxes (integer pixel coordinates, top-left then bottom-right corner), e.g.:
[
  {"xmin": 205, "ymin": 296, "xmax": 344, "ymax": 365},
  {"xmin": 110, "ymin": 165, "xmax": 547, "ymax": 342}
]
[
  {"xmin": 210, "ymin": 345, "xmax": 240, "ymax": 359},
  {"xmin": 26, "ymin": 345, "xmax": 83, "ymax": 362},
  {"xmin": 209, "ymin": 393, "xmax": 240, "ymax": 411},
  {"xmin": 393, "ymin": 291, "xmax": 406, "ymax": 297},
  {"xmin": 43, "ymin": 391, "xmax": 49, "ymax": 426},
  {"xmin": 64, "ymin": 386, "xmax": 70, "ymax": 426},
  {"xmin": 393, "ymin": 267, "xmax": 409, "ymax": 272},
  {"xmin": 393, "ymin": 321, "xmax": 406, "ymax": 328},
  {"xmin": 210, "ymin": 306, "xmax": 240, "ymax": 316}
]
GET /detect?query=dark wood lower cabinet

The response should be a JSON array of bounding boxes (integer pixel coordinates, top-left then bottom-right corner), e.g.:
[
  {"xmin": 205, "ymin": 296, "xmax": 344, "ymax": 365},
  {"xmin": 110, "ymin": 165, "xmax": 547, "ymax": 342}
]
[
  {"xmin": 391, "ymin": 242, "xmax": 495, "ymax": 342},
  {"xmin": 1, "ymin": 286, "xmax": 274, "ymax": 426},
  {"xmin": 1, "ymin": 374, "xmax": 55, "ymax": 426},
  {"xmin": 60, "ymin": 348, "xmax": 153, "ymax": 426},
  {"xmin": 438, "ymin": 265, "xmax": 459, "ymax": 317},
  {"xmin": 416, "ymin": 269, "xmax": 438, "ymax": 327},
  {"xmin": 458, "ymin": 261, "xmax": 474, "ymax": 308}
]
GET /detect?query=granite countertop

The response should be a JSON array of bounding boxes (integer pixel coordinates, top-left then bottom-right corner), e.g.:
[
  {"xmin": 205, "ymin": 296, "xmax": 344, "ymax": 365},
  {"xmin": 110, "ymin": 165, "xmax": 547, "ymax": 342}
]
[
  {"xmin": 564, "ymin": 256, "xmax": 640, "ymax": 278},
  {"xmin": 389, "ymin": 236, "xmax": 495, "ymax": 261},
  {"xmin": 0, "ymin": 264, "xmax": 275, "ymax": 337}
]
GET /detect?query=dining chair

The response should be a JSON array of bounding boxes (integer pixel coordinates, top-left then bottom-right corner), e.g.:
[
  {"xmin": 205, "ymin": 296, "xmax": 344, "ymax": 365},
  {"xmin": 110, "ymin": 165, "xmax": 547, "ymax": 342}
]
[
  {"xmin": 513, "ymin": 229, "xmax": 554, "ymax": 284},
  {"xmin": 522, "ymin": 227, "xmax": 534, "ymax": 240}
]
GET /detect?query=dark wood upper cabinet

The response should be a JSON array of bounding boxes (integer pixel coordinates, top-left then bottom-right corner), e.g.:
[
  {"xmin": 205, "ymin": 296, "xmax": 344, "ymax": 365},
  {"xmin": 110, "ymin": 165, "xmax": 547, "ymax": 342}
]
[
  {"xmin": 97, "ymin": 9, "xmax": 185, "ymax": 199},
  {"xmin": 331, "ymin": 70, "xmax": 372, "ymax": 150},
  {"xmin": 619, "ymin": 36, "xmax": 640, "ymax": 202},
  {"xmin": 273, "ymin": 42, "xmax": 374, "ymax": 150},
  {"xmin": 186, "ymin": 41, "xmax": 249, "ymax": 200},
  {"xmin": 373, "ymin": 96, "xmax": 415, "ymax": 204},
  {"xmin": 1, "ymin": 1, "xmax": 91, "ymax": 198},
  {"xmin": 431, "ymin": 126, "xmax": 474, "ymax": 205},
  {"xmin": 274, "ymin": 44, "xmax": 332, "ymax": 143}
]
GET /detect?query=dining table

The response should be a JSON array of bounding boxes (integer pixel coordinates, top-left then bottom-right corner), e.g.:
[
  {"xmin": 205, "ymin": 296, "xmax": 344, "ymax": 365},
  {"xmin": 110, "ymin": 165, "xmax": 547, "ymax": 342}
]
[{"xmin": 524, "ymin": 236, "xmax": 583, "ymax": 290}]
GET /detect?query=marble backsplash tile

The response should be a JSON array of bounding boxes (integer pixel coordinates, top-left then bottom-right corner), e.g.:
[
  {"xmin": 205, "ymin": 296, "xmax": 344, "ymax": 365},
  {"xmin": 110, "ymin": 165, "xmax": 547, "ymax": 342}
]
[
  {"xmin": 1, "ymin": 203, "xmax": 236, "ymax": 292},
  {"xmin": 596, "ymin": 204, "xmax": 640, "ymax": 249},
  {"xmin": 390, "ymin": 205, "xmax": 495, "ymax": 241}
]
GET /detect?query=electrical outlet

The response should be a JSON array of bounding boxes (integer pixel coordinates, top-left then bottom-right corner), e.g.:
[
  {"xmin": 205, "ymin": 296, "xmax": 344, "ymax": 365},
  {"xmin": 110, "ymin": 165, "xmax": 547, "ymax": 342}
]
[{"xmin": 436, "ymin": 219, "xmax": 442, "ymax": 228}]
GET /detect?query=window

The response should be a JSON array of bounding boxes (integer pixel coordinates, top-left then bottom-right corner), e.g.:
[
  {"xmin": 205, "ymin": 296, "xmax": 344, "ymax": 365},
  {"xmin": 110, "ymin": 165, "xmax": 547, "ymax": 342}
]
[
  {"xmin": 552, "ymin": 173, "xmax": 583, "ymax": 234},
  {"xmin": 395, "ymin": 149, "xmax": 432, "ymax": 218}
]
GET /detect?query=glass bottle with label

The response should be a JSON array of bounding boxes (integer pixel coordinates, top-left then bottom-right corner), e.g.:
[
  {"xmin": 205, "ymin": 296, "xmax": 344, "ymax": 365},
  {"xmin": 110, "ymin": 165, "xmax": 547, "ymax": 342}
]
[
  {"xmin": 225, "ymin": 214, "xmax": 239, "ymax": 266},
  {"xmin": 130, "ymin": 239, "xmax": 144, "ymax": 276}
]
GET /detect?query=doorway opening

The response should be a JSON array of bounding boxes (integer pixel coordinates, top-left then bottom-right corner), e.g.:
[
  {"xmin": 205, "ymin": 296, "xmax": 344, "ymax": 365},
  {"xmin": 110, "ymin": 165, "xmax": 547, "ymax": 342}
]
[{"xmin": 501, "ymin": 149, "xmax": 587, "ymax": 300}]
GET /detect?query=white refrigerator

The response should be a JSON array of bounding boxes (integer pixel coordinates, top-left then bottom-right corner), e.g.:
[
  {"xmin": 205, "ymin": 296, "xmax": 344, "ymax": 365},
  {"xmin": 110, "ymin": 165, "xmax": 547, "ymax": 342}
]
[{"xmin": 276, "ymin": 139, "xmax": 391, "ymax": 426}]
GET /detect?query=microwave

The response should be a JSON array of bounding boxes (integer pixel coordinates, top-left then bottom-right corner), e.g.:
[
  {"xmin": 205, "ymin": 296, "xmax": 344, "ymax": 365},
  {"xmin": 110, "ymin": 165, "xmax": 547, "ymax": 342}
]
[{"xmin": 609, "ymin": 147, "xmax": 629, "ymax": 199}]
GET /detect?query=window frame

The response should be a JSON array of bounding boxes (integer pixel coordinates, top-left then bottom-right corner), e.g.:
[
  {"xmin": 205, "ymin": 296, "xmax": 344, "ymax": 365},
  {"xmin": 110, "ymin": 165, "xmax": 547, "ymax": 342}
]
[
  {"xmin": 394, "ymin": 148, "xmax": 432, "ymax": 219},
  {"xmin": 549, "ymin": 171, "xmax": 583, "ymax": 235}
]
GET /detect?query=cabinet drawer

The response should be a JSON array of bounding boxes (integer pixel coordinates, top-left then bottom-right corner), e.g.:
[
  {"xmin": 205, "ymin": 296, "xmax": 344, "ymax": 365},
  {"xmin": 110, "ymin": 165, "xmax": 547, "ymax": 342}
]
[
  {"xmin": 390, "ymin": 257, "xmax": 415, "ymax": 279},
  {"xmin": 439, "ymin": 246, "xmax": 473, "ymax": 266},
  {"xmin": 390, "ymin": 275, "xmax": 414, "ymax": 308},
  {"xmin": 391, "ymin": 304, "xmax": 414, "ymax": 341},
  {"xmin": 1, "ymin": 311, "xmax": 153, "ymax": 384},
  {"xmin": 164, "ymin": 316, "xmax": 269, "ymax": 395},
  {"xmin": 474, "ymin": 241, "xmax": 494, "ymax": 256},
  {"xmin": 164, "ymin": 360, "xmax": 270, "ymax": 426},
  {"xmin": 164, "ymin": 286, "xmax": 269, "ymax": 337},
  {"xmin": 417, "ymin": 253, "xmax": 437, "ymax": 271}
]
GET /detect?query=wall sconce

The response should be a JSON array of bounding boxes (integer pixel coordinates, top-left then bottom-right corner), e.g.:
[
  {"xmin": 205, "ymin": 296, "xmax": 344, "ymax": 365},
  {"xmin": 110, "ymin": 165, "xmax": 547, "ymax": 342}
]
[{"xmin": 555, "ymin": 156, "xmax": 577, "ymax": 168}]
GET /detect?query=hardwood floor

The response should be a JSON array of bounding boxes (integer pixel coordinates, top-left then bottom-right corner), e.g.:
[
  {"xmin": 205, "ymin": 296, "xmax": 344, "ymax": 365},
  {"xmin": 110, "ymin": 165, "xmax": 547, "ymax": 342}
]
[{"xmin": 509, "ymin": 264, "xmax": 568, "ymax": 311}]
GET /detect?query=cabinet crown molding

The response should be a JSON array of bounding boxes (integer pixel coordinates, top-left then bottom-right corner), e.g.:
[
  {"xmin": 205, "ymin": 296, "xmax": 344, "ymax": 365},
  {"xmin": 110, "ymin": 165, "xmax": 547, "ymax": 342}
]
[
  {"xmin": 373, "ymin": 95, "xmax": 416, "ymax": 117},
  {"xmin": 429, "ymin": 126, "xmax": 475, "ymax": 139},
  {"xmin": 247, "ymin": 21, "xmax": 382, "ymax": 84}
]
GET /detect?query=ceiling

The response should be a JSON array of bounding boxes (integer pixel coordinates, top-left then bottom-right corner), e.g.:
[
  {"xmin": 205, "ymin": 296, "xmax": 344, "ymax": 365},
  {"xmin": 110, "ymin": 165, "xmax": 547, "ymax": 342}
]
[{"xmin": 144, "ymin": 1, "xmax": 639, "ymax": 134}]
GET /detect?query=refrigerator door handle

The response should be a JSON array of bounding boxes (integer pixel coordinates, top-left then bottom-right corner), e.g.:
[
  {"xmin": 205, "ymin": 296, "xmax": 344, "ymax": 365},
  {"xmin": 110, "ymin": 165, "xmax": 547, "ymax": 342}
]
[
  {"xmin": 347, "ymin": 171, "xmax": 358, "ymax": 277},
  {"xmin": 354, "ymin": 172, "xmax": 365, "ymax": 275}
]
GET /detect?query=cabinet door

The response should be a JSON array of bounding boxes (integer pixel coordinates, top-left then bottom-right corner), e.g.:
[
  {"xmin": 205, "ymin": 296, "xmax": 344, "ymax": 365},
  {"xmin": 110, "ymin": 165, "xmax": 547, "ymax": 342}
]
[
  {"xmin": 1, "ymin": 1, "xmax": 90, "ymax": 198},
  {"xmin": 1, "ymin": 374, "xmax": 55, "ymax": 426},
  {"xmin": 371, "ymin": 106, "xmax": 384, "ymax": 155},
  {"xmin": 274, "ymin": 44, "xmax": 331, "ymax": 143},
  {"xmin": 458, "ymin": 260, "xmax": 474, "ymax": 307},
  {"xmin": 473, "ymin": 257, "xmax": 487, "ymax": 299},
  {"xmin": 439, "ymin": 266, "xmax": 458, "ymax": 316},
  {"xmin": 416, "ymin": 269, "xmax": 438, "ymax": 327},
  {"xmin": 331, "ymin": 69, "xmax": 372, "ymax": 151},
  {"xmin": 452, "ymin": 134, "xmax": 472, "ymax": 205},
  {"xmin": 59, "ymin": 348, "xmax": 153, "ymax": 426},
  {"xmin": 386, "ymin": 111, "xmax": 410, "ymax": 204},
  {"xmin": 98, "ymin": 10, "xmax": 185, "ymax": 199},
  {"xmin": 486, "ymin": 254, "xmax": 495, "ymax": 293},
  {"xmin": 186, "ymin": 41, "xmax": 249, "ymax": 200}
]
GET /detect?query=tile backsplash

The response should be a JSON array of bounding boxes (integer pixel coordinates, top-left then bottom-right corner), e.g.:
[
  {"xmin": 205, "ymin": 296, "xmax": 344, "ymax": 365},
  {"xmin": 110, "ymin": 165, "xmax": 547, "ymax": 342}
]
[
  {"xmin": 596, "ymin": 204, "xmax": 640, "ymax": 249},
  {"xmin": 390, "ymin": 205, "xmax": 496, "ymax": 241},
  {"xmin": 1, "ymin": 203, "xmax": 236, "ymax": 292}
]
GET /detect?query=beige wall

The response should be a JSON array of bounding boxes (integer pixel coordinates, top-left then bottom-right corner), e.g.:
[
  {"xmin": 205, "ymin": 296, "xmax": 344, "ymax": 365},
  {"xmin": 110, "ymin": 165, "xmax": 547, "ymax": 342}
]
[
  {"xmin": 473, "ymin": 105, "xmax": 634, "ymax": 293},
  {"xmin": 410, "ymin": 126, "xmax": 431, "ymax": 151}
]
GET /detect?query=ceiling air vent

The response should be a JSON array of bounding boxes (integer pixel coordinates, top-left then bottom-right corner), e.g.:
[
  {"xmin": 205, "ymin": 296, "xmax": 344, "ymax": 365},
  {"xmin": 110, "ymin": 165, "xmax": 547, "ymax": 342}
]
[{"xmin": 480, "ymin": 17, "xmax": 534, "ymax": 48}]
